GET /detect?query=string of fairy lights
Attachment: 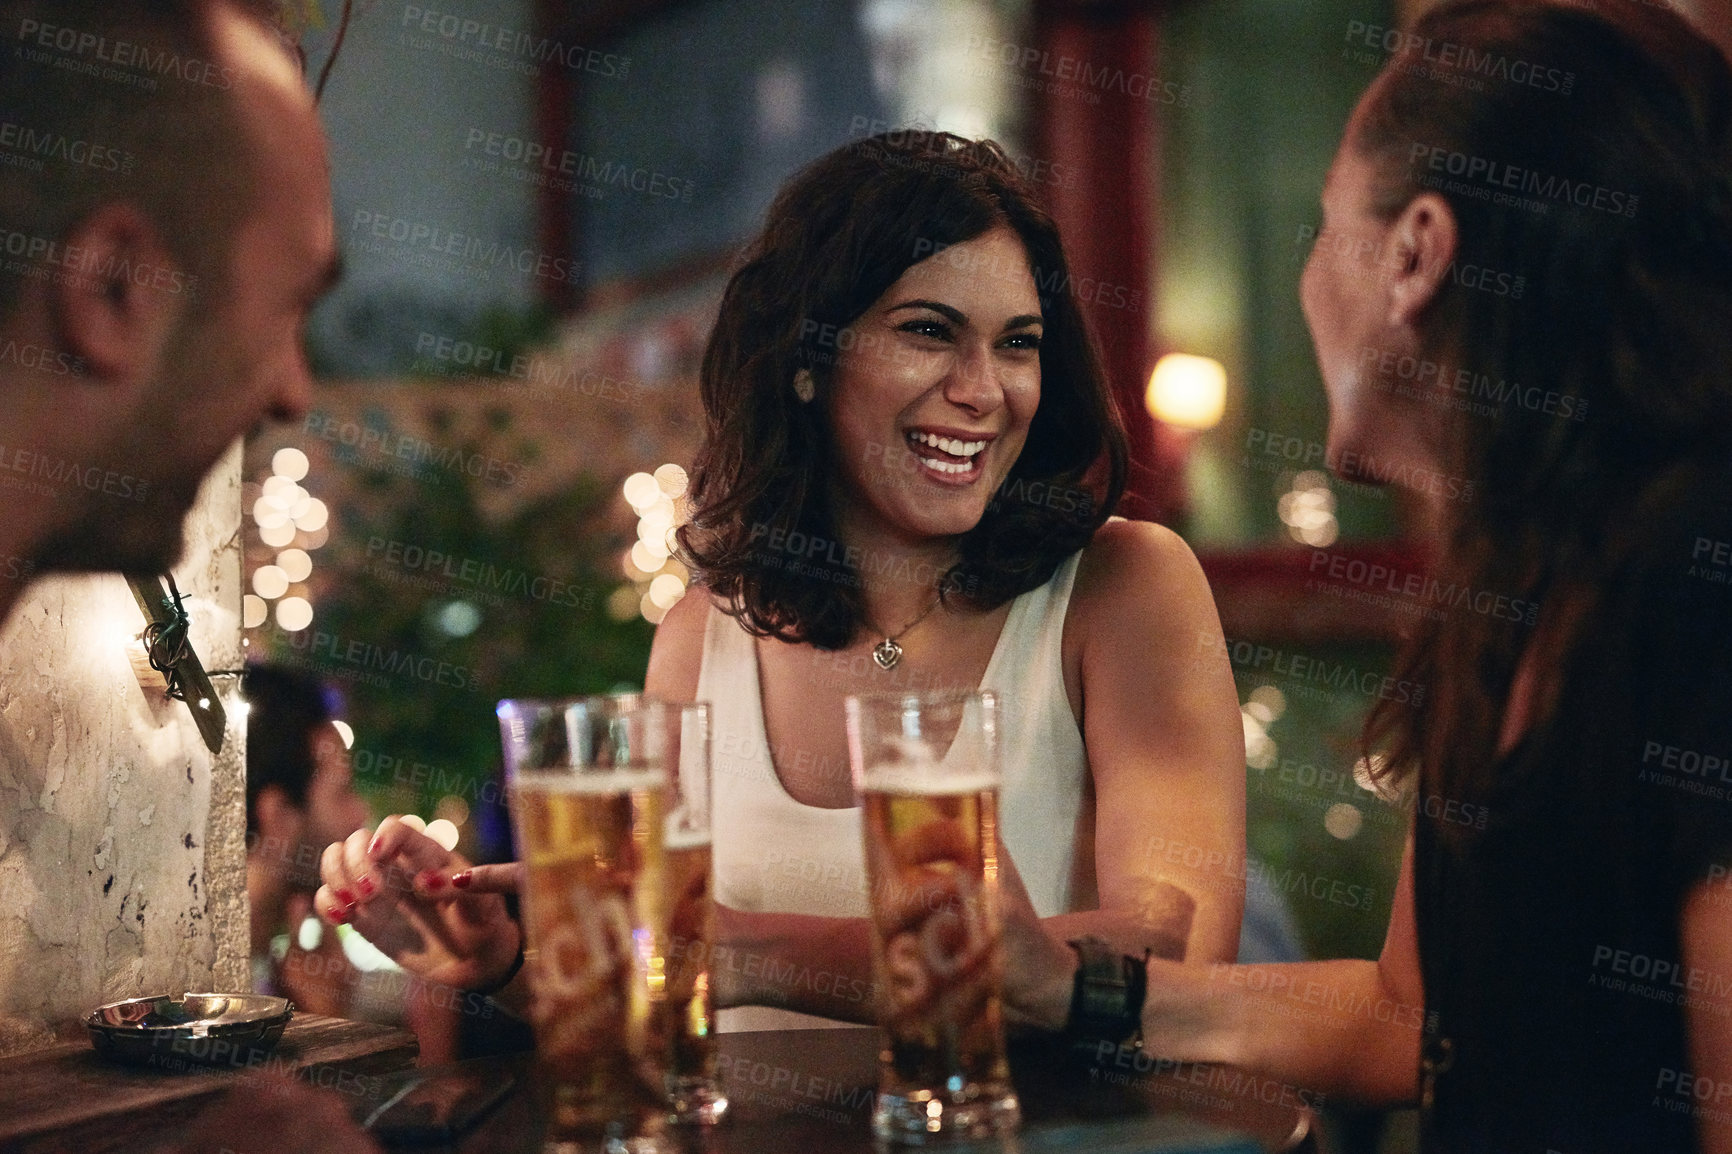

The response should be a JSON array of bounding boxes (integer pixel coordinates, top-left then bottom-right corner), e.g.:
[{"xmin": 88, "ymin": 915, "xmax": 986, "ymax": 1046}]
[
  {"xmin": 243, "ymin": 447, "xmax": 329, "ymax": 634},
  {"xmin": 613, "ymin": 463, "xmax": 691, "ymax": 624},
  {"xmin": 243, "ymin": 449, "xmax": 698, "ymax": 637}
]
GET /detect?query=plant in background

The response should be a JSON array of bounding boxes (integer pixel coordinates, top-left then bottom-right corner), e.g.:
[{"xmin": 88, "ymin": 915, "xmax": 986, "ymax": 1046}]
[{"xmin": 254, "ymin": 414, "xmax": 653, "ymax": 851}]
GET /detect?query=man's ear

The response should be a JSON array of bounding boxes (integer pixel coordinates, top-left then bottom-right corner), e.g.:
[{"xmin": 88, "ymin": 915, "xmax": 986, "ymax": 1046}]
[
  {"xmin": 49, "ymin": 203, "xmax": 185, "ymax": 381},
  {"xmin": 1385, "ymin": 192, "xmax": 1458, "ymax": 328}
]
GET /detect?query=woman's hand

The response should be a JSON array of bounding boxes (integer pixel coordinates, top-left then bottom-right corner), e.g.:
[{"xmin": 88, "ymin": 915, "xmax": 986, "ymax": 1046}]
[
  {"xmin": 870, "ymin": 833, "xmax": 1078, "ymax": 1035},
  {"xmin": 273, "ymin": 893, "xmax": 358, "ymax": 1017},
  {"xmin": 314, "ymin": 814, "xmax": 523, "ymax": 993},
  {"xmin": 997, "ymin": 847, "xmax": 1079, "ymax": 1033}
]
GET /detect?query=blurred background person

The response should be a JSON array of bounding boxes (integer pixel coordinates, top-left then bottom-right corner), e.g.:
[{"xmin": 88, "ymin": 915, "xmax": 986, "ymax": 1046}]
[
  {"xmin": 244, "ymin": 662, "xmax": 371, "ymax": 1010},
  {"xmin": 245, "ymin": 661, "xmax": 466, "ymax": 1063}
]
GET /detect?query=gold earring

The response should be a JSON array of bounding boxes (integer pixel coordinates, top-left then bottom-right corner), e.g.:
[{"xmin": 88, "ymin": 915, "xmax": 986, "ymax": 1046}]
[{"xmin": 793, "ymin": 369, "xmax": 815, "ymax": 403}]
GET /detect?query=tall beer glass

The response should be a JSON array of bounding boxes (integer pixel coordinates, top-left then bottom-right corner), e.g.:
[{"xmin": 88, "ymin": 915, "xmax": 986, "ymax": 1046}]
[
  {"xmin": 499, "ymin": 695, "xmax": 673, "ymax": 1154},
  {"xmin": 658, "ymin": 701, "xmax": 726, "ymax": 1125},
  {"xmin": 845, "ymin": 690, "xmax": 1020, "ymax": 1145}
]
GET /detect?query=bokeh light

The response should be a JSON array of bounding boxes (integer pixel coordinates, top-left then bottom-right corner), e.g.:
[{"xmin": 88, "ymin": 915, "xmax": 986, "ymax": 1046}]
[
  {"xmin": 277, "ymin": 549, "xmax": 313, "ymax": 583},
  {"xmin": 252, "ymin": 566, "xmax": 289, "ymax": 600},
  {"xmin": 275, "ymin": 596, "xmax": 314, "ymax": 632},
  {"xmin": 1146, "ymin": 353, "xmax": 1227, "ymax": 430},
  {"xmin": 623, "ymin": 472, "xmax": 661, "ymax": 510},
  {"xmin": 271, "ymin": 447, "xmax": 310, "ymax": 482},
  {"xmin": 1324, "ymin": 803, "xmax": 1365, "ymax": 840}
]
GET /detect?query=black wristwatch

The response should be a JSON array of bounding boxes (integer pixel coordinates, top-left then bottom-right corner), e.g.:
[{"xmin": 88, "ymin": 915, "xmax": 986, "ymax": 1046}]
[{"xmin": 1065, "ymin": 936, "xmax": 1149, "ymax": 1047}]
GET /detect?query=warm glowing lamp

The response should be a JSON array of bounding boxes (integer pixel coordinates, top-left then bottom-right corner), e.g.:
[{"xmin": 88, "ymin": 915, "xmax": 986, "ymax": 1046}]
[{"xmin": 1146, "ymin": 354, "xmax": 1227, "ymax": 431}]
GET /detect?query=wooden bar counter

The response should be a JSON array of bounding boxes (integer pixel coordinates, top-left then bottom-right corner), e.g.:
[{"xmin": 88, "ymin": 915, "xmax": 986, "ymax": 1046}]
[
  {"xmin": 0, "ymin": 1020, "xmax": 1317, "ymax": 1152},
  {"xmin": 0, "ymin": 1013, "xmax": 419, "ymax": 1153},
  {"xmin": 387, "ymin": 1029, "xmax": 1313, "ymax": 1154}
]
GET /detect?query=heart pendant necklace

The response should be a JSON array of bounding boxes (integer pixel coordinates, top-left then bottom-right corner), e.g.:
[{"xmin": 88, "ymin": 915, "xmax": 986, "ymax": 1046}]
[{"xmin": 866, "ymin": 593, "xmax": 942, "ymax": 671}]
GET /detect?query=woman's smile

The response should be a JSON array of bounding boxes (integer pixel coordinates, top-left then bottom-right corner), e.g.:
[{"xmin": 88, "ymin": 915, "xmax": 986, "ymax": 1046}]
[{"xmin": 903, "ymin": 427, "xmax": 997, "ymax": 482}]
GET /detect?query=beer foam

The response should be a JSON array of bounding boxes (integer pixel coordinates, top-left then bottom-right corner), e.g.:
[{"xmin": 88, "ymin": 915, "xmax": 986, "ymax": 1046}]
[
  {"xmin": 514, "ymin": 766, "xmax": 667, "ymax": 794},
  {"xmin": 861, "ymin": 769, "xmax": 999, "ymax": 796}
]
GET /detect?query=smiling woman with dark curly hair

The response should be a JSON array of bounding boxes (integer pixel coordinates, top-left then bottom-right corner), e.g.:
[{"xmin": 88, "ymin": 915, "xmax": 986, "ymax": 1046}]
[
  {"xmin": 677, "ymin": 132, "xmax": 1128, "ymax": 650},
  {"xmin": 644, "ymin": 129, "xmax": 1247, "ymax": 1031},
  {"xmin": 310, "ymin": 128, "xmax": 1248, "ymax": 1040}
]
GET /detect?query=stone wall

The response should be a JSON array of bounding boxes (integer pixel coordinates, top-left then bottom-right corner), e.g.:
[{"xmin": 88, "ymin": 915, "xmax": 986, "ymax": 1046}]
[{"xmin": 0, "ymin": 447, "xmax": 246, "ymax": 1051}]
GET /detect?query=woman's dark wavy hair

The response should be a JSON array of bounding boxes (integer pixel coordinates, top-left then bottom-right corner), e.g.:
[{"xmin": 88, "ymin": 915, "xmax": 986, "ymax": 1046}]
[
  {"xmin": 1354, "ymin": 0, "xmax": 1732, "ymax": 805},
  {"xmin": 678, "ymin": 131, "xmax": 1128, "ymax": 649}
]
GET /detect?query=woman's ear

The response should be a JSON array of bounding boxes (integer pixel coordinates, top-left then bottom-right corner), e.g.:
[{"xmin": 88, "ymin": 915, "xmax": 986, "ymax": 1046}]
[
  {"xmin": 1385, "ymin": 192, "xmax": 1459, "ymax": 328},
  {"xmin": 48, "ymin": 203, "xmax": 186, "ymax": 383}
]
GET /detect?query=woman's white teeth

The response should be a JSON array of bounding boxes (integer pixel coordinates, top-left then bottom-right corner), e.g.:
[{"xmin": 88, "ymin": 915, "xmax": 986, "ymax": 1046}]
[
  {"xmin": 908, "ymin": 432, "xmax": 987, "ymax": 457},
  {"xmin": 906, "ymin": 432, "xmax": 986, "ymax": 476}
]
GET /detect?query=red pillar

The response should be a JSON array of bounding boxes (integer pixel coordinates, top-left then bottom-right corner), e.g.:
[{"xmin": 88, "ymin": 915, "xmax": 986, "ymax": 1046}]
[
  {"xmin": 533, "ymin": 0, "xmax": 578, "ymax": 312},
  {"xmin": 1032, "ymin": 1, "xmax": 1186, "ymax": 524}
]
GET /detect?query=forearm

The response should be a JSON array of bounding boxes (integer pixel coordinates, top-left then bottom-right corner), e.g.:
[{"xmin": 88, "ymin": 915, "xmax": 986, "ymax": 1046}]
[
  {"xmin": 475, "ymin": 919, "xmax": 533, "ymax": 1020},
  {"xmin": 715, "ymin": 909, "xmax": 879, "ymax": 1024},
  {"xmin": 1143, "ymin": 957, "xmax": 1423, "ymax": 1108},
  {"xmin": 1044, "ymin": 875, "xmax": 1238, "ymax": 966},
  {"xmin": 1045, "ymin": 910, "xmax": 1187, "ymax": 962}
]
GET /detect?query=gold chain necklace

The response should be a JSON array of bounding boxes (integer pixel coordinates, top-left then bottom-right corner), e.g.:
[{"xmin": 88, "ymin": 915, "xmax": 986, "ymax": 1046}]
[{"xmin": 864, "ymin": 593, "xmax": 942, "ymax": 671}]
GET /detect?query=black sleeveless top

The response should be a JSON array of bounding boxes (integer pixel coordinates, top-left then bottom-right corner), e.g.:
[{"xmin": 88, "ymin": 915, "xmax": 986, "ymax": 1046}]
[{"xmin": 1416, "ymin": 486, "xmax": 1732, "ymax": 1153}]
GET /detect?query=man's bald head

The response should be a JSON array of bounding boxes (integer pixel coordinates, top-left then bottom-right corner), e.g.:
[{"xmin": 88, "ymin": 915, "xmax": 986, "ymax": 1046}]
[{"xmin": 0, "ymin": 0, "xmax": 286, "ymax": 317}]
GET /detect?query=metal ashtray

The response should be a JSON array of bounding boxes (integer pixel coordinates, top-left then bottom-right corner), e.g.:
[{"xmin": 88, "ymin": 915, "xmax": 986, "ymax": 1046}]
[{"xmin": 85, "ymin": 993, "xmax": 293, "ymax": 1068}]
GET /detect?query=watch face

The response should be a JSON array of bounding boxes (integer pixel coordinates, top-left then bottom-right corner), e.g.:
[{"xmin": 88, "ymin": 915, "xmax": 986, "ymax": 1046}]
[{"xmin": 1068, "ymin": 938, "xmax": 1141, "ymax": 1044}]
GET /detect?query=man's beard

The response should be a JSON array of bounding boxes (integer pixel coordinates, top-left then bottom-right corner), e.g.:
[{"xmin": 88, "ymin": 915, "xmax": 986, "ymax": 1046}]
[
  {"xmin": 28, "ymin": 310, "xmax": 237, "ymax": 577},
  {"xmin": 29, "ymin": 469, "xmax": 200, "ymax": 575}
]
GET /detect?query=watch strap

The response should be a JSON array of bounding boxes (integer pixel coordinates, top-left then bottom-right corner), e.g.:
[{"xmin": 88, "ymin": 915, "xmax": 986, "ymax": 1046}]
[{"xmin": 1065, "ymin": 935, "xmax": 1148, "ymax": 1047}]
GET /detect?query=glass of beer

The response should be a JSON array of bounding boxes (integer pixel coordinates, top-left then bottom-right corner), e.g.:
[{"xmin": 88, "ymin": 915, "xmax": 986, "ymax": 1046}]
[
  {"xmin": 658, "ymin": 701, "xmax": 726, "ymax": 1126},
  {"xmin": 844, "ymin": 689, "xmax": 1020, "ymax": 1145},
  {"xmin": 499, "ymin": 695, "xmax": 675, "ymax": 1154}
]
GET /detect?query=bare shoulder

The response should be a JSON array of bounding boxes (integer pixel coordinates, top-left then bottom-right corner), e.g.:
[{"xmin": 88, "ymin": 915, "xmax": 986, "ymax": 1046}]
[
  {"xmin": 644, "ymin": 588, "xmax": 718, "ymax": 702},
  {"xmin": 1073, "ymin": 519, "xmax": 1212, "ymax": 613},
  {"xmin": 1065, "ymin": 519, "xmax": 1221, "ymax": 657}
]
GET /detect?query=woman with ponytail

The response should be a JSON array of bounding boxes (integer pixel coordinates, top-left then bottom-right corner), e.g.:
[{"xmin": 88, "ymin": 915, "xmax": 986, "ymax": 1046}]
[{"xmin": 1088, "ymin": 3, "xmax": 1732, "ymax": 1150}]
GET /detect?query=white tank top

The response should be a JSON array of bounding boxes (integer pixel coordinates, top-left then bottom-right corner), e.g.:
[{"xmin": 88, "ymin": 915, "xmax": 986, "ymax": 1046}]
[{"xmin": 698, "ymin": 551, "xmax": 1094, "ymax": 1030}]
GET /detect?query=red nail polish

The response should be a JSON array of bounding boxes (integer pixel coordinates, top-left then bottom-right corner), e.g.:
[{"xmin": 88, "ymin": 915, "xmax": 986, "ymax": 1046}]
[
  {"xmin": 335, "ymin": 888, "xmax": 356, "ymax": 906},
  {"xmin": 368, "ymin": 832, "xmax": 384, "ymax": 859},
  {"xmin": 452, "ymin": 870, "xmax": 472, "ymax": 890},
  {"xmin": 357, "ymin": 877, "xmax": 375, "ymax": 898},
  {"xmin": 419, "ymin": 870, "xmax": 446, "ymax": 891},
  {"xmin": 331, "ymin": 903, "xmax": 352, "ymax": 925}
]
